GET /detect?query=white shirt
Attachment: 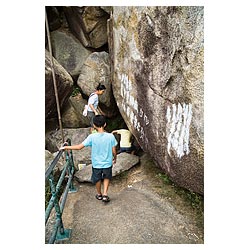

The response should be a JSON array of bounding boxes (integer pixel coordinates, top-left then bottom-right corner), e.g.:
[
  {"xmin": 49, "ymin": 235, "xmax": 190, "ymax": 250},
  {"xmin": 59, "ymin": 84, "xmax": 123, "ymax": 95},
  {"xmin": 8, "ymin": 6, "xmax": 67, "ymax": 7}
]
[{"xmin": 87, "ymin": 93, "xmax": 98, "ymax": 112}]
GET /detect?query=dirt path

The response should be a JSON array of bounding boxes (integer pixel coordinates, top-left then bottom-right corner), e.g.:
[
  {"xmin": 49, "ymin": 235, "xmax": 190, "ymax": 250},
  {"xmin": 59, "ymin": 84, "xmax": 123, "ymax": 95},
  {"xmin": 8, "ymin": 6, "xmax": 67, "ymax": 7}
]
[{"xmin": 58, "ymin": 154, "xmax": 204, "ymax": 244}]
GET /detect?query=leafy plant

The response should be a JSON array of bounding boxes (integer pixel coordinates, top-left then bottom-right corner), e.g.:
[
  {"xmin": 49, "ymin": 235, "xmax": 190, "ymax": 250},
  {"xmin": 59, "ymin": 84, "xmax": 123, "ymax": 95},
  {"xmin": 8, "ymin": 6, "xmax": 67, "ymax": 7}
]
[
  {"xmin": 157, "ymin": 172, "xmax": 171, "ymax": 184},
  {"xmin": 156, "ymin": 171, "xmax": 204, "ymax": 210},
  {"xmin": 71, "ymin": 85, "xmax": 81, "ymax": 97}
]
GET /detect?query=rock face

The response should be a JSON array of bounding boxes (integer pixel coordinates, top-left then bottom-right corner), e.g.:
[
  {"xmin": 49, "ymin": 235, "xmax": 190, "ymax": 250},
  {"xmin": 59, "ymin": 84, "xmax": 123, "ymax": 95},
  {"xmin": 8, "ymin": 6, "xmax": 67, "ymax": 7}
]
[
  {"xmin": 77, "ymin": 51, "xmax": 118, "ymax": 117},
  {"xmin": 61, "ymin": 94, "xmax": 90, "ymax": 128},
  {"xmin": 74, "ymin": 152, "xmax": 140, "ymax": 182},
  {"xmin": 62, "ymin": 6, "xmax": 109, "ymax": 49},
  {"xmin": 111, "ymin": 6, "xmax": 204, "ymax": 194},
  {"xmin": 78, "ymin": 52, "xmax": 111, "ymax": 104},
  {"xmin": 63, "ymin": 6, "xmax": 91, "ymax": 47},
  {"xmin": 82, "ymin": 6, "xmax": 109, "ymax": 48},
  {"xmin": 45, "ymin": 49, "xmax": 73, "ymax": 120},
  {"xmin": 50, "ymin": 30, "xmax": 92, "ymax": 80},
  {"xmin": 45, "ymin": 128, "xmax": 92, "ymax": 167}
]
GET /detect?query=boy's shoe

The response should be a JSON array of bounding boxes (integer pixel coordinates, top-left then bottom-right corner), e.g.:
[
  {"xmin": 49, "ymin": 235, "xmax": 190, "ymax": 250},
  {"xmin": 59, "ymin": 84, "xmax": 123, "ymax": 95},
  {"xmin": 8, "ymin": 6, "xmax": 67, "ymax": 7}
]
[
  {"xmin": 95, "ymin": 194, "xmax": 103, "ymax": 200},
  {"xmin": 102, "ymin": 195, "xmax": 110, "ymax": 202}
]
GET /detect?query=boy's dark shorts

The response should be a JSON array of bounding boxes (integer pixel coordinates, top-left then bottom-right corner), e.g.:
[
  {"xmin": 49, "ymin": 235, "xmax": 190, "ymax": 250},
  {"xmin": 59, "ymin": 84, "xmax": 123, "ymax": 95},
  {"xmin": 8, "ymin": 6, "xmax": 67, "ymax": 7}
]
[{"xmin": 91, "ymin": 166, "xmax": 112, "ymax": 184}]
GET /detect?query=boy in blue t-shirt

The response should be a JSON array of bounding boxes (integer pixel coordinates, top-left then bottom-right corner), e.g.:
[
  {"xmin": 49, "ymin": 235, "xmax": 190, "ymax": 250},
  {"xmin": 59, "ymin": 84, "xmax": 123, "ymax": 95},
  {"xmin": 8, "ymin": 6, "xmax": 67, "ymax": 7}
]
[{"xmin": 60, "ymin": 115, "xmax": 117, "ymax": 202}]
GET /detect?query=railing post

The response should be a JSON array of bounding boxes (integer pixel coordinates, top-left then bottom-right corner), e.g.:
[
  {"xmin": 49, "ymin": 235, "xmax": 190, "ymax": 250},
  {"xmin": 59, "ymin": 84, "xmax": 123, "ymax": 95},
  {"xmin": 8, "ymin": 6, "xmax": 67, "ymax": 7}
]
[
  {"xmin": 45, "ymin": 138, "xmax": 78, "ymax": 243},
  {"xmin": 48, "ymin": 174, "xmax": 71, "ymax": 243},
  {"xmin": 65, "ymin": 140, "xmax": 77, "ymax": 193}
]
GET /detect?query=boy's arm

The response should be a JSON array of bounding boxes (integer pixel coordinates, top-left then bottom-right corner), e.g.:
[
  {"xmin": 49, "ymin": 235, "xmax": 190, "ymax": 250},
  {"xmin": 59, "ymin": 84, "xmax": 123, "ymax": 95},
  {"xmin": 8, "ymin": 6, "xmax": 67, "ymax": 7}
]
[
  {"xmin": 97, "ymin": 107, "xmax": 104, "ymax": 115},
  {"xmin": 112, "ymin": 146, "xmax": 117, "ymax": 164},
  {"xmin": 60, "ymin": 143, "xmax": 84, "ymax": 151},
  {"xmin": 89, "ymin": 104, "xmax": 98, "ymax": 115}
]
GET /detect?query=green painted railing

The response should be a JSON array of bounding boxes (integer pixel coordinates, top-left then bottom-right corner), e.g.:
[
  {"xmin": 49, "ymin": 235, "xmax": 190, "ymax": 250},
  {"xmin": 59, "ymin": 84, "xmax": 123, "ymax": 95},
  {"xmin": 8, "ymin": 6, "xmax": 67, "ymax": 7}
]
[{"xmin": 45, "ymin": 138, "xmax": 77, "ymax": 244}]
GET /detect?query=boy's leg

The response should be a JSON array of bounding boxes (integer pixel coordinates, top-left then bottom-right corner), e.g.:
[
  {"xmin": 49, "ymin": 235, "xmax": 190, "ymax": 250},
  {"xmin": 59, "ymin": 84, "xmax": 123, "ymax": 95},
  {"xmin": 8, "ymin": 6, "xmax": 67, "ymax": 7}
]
[
  {"xmin": 102, "ymin": 167, "xmax": 112, "ymax": 202},
  {"xmin": 95, "ymin": 180, "xmax": 102, "ymax": 195},
  {"xmin": 103, "ymin": 178, "xmax": 110, "ymax": 196},
  {"xmin": 91, "ymin": 168, "xmax": 102, "ymax": 197}
]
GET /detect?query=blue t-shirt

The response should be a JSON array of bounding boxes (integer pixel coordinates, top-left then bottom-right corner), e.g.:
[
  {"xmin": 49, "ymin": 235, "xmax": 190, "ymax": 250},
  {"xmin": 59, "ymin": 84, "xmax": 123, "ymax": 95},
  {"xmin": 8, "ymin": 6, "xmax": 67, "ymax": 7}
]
[{"xmin": 82, "ymin": 132, "xmax": 117, "ymax": 169}]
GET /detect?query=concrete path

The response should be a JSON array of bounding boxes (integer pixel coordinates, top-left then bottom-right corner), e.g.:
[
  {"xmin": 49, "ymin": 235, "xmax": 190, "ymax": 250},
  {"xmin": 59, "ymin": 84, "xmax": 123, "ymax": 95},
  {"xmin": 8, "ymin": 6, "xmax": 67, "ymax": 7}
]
[{"xmin": 57, "ymin": 154, "xmax": 203, "ymax": 244}]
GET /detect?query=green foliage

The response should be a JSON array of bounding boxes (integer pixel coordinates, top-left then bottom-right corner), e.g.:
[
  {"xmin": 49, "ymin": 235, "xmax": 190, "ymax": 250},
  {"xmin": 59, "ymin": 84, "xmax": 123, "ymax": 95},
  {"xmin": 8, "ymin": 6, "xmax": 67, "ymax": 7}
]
[
  {"xmin": 157, "ymin": 172, "xmax": 204, "ymax": 210},
  {"xmin": 157, "ymin": 173, "xmax": 171, "ymax": 184},
  {"xmin": 186, "ymin": 191, "xmax": 204, "ymax": 210},
  {"xmin": 71, "ymin": 85, "xmax": 81, "ymax": 97}
]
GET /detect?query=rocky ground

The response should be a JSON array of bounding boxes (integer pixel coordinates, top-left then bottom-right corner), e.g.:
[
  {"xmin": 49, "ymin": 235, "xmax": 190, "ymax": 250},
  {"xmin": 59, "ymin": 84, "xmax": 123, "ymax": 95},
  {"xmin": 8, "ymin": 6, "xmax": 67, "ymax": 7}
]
[{"xmin": 46, "ymin": 153, "xmax": 204, "ymax": 244}]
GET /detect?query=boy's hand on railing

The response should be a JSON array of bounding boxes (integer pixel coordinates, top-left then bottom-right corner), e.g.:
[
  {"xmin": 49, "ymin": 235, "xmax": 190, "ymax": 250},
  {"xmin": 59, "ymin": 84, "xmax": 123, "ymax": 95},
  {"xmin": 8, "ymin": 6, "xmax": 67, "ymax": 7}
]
[{"xmin": 59, "ymin": 141, "xmax": 69, "ymax": 151}]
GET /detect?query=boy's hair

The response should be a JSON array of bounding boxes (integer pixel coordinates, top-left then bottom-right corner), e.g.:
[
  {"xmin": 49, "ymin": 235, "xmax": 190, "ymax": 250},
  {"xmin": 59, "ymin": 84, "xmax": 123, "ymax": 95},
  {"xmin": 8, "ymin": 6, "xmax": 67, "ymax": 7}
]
[
  {"xmin": 96, "ymin": 84, "xmax": 106, "ymax": 91},
  {"xmin": 93, "ymin": 115, "xmax": 106, "ymax": 128}
]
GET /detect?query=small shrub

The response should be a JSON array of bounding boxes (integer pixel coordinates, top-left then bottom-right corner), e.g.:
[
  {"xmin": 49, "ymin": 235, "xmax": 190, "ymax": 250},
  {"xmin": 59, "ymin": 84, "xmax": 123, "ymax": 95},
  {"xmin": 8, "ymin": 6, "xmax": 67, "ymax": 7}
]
[
  {"xmin": 156, "ymin": 172, "xmax": 204, "ymax": 210},
  {"xmin": 71, "ymin": 85, "xmax": 81, "ymax": 97}
]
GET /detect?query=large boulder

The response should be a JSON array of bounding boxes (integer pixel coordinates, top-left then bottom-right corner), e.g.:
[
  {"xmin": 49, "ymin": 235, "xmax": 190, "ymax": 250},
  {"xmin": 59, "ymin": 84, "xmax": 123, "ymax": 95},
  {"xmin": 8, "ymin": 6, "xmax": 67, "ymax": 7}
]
[
  {"xmin": 78, "ymin": 52, "xmax": 110, "ymax": 99},
  {"xmin": 50, "ymin": 30, "xmax": 92, "ymax": 80},
  {"xmin": 62, "ymin": 94, "xmax": 90, "ymax": 128},
  {"xmin": 45, "ymin": 128, "xmax": 92, "ymax": 167},
  {"xmin": 111, "ymin": 6, "xmax": 204, "ymax": 194},
  {"xmin": 63, "ymin": 6, "xmax": 91, "ymax": 47},
  {"xmin": 74, "ymin": 152, "xmax": 140, "ymax": 182},
  {"xmin": 45, "ymin": 49, "xmax": 73, "ymax": 120},
  {"xmin": 77, "ymin": 52, "xmax": 118, "ymax": 117},
  {"xmin": 46, "ymin": 6, "xmax": 62, "ymax": 32},
  {"xmin": 82, "ymin": 6, "xmax": 109, "ymax": 48}
]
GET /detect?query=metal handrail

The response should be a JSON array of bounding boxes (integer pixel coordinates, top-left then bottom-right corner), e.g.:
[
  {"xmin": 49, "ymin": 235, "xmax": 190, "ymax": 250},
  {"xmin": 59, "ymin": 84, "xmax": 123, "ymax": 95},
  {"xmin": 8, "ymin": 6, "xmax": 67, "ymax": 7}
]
[{"xmin": 45, "ymin": 138, "xmax": 77, "ymax": 244}]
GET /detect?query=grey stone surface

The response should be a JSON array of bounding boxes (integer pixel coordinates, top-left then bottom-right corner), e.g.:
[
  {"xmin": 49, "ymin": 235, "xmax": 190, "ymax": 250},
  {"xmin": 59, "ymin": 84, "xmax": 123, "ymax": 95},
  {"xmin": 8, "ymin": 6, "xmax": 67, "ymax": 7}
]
[
  {"xmin": 50, "ymin": 30, "xmax": 91, "ymax": 79},
  {"xmin": 45, "ymin": 49, "xmax": 73, "ymax": 120},
  {"xmin": 74, "ymin": 152, "xmax": 140, "ymax": 182},
  {"xmin": 111, "ymin": 6, "xmax": 204, "ymax": 194},
  {"xmin": 56, "ymin": 153, "xmax": 203, "ymax": 244}
]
